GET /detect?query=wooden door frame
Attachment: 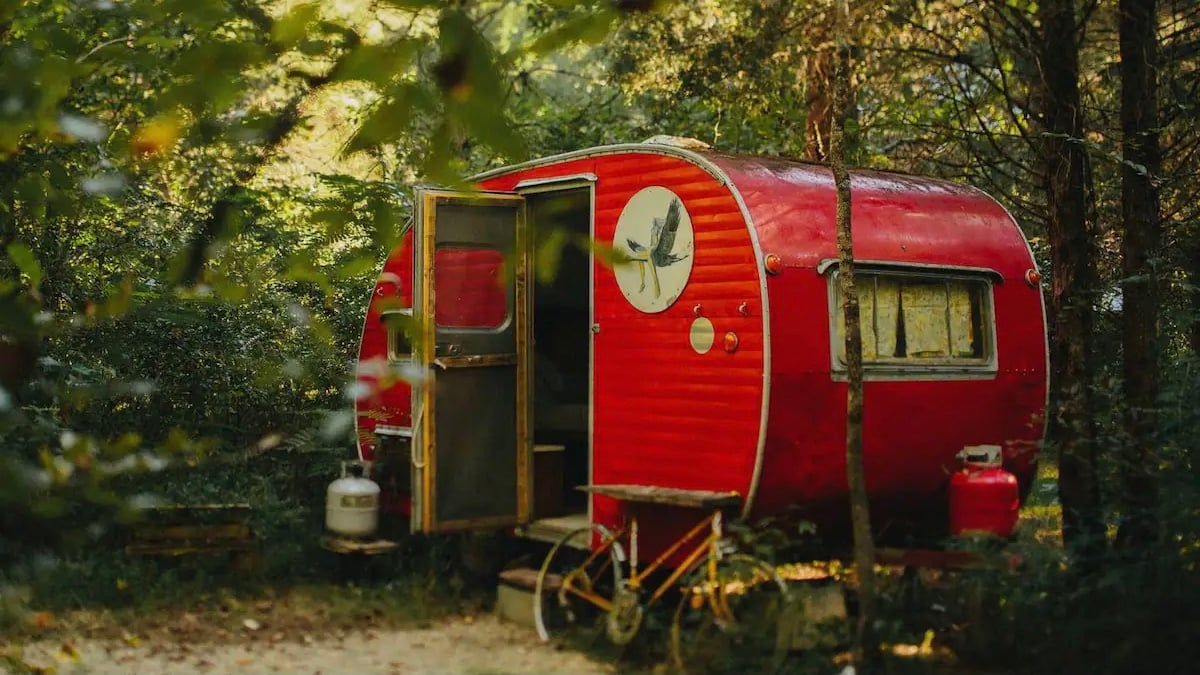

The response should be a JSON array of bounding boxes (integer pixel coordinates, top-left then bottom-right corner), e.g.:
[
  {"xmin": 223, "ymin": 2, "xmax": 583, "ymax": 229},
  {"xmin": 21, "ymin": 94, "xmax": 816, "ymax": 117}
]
[{"xmin": 411, "ymin": 187, "xmax": 530, "ymax": 533}]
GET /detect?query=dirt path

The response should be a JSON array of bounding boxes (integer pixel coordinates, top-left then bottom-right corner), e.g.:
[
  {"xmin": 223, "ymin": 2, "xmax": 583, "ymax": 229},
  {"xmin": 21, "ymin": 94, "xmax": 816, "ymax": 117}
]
[{"xmin": 13, "ymin": 614, "xmax": 613, "ymax": 675}]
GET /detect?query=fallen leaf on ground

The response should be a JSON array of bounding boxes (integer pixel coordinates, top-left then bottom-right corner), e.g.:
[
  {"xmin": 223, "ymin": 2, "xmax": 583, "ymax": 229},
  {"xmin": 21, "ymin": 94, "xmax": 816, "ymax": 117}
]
[
  {"xmin": 237, "ymin": 657, "xmax": 253, "ymax": 666},
  {"xmin": 243, "ymin": 619, "xmax": 261, "ymax": 632},
  {"xmin": 58, "ymin": 640, "xmax": 79, "ymax": 662},
  {"xmin": 30, "ymin": 611, "xmax": 55, "ymax": 630}
]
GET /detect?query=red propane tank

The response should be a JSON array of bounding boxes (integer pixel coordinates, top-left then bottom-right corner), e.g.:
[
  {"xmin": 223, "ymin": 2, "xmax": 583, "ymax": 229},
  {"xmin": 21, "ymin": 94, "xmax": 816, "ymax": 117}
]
[{"xmin": 949, "ymin": 445, "xmax": 1020, "ymax": 538}]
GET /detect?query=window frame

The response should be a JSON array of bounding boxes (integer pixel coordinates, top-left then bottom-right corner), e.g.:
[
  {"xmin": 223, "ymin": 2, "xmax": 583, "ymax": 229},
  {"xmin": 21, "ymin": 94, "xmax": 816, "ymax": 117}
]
[
  {"xmin": 823, "ymin": 262, "xmax": 1000, "ymax": 380},
  {"xmin": 383, "ymin": 308, "xmax": 416, "ymax": 363}
]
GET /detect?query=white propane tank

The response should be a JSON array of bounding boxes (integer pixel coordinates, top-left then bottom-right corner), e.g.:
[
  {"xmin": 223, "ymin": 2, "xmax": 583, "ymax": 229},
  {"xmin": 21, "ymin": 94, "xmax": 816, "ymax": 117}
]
[{"xmin": 325, "ymin": 460, "xmax": 380, "ymax": 538}]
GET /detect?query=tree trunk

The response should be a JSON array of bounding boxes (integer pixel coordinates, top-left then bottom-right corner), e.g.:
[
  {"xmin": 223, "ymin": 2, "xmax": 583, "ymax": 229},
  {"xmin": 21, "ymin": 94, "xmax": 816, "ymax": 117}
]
[
  {"xmin": 1115, "ymin": 0, "xmax": 1162, "ymax": 550},
  {"xmin": 830, "ymin": 0, "xmax": 880, "ymax": 669},
  {"xmin": 1037, "ymin": 0, "xmax": 1106, "ymax": 563},
  {"xmin": 1191, "ymin": 243, "xmax": 1200, "ymax": 355},
  {"xmin": 806, "ymin": 41, "xmax": 833, "ymax": 161}
]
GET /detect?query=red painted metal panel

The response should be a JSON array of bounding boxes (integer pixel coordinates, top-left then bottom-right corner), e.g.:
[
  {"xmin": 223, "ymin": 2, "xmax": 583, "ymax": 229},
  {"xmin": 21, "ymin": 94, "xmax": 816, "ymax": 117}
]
[
  {"xmin": 434, "ymin": 247, "xmax": 508, "ymax": 328},
  {"xmin": 482, "ymin": 152, "xmax": 765, "ymax": 558},
  {"xmin": 355, "ymin": 231, "xmax": 415, "ymax": 462},
  {"xmin": 708, "ymin": 152, "xmax": 1048, "ymax": 530},
  {"xmin": 353, "ymin": 144, "xmax": 1047, "ymax": 551}
]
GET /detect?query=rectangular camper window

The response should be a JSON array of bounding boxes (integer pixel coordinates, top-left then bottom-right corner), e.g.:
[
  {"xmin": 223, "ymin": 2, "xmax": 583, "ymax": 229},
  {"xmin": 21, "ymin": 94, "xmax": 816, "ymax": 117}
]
[
  {"xmin": 384, "ymin": 309, "xmax": 416, "ymax": 362},
  {"xmin": 828, "ymin": 268, "xmax": 995, "ymax": 374}
]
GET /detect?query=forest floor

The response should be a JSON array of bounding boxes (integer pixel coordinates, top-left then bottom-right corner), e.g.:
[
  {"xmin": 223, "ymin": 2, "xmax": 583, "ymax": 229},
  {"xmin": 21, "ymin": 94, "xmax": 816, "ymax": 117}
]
[
  {"xmin": 5, "ymin": 586, "xmax": 612, "ymax": 675},
  {"xmin": 4, "ymin": 465, "xmax": 1063, "ymax": 675}
]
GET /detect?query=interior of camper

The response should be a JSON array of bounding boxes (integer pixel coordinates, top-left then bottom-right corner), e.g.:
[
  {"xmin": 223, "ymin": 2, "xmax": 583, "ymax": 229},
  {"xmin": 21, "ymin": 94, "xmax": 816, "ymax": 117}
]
[{"xmin": 525, "ymin": 186, "xmax": 592, "ymax": 541}]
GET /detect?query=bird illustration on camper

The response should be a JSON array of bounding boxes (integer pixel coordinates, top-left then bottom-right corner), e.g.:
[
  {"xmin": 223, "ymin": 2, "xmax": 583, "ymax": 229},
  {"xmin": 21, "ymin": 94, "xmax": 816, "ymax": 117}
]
[{"xmin": 625, "ymin": 197, "xmax": 688, "ymax": 298}]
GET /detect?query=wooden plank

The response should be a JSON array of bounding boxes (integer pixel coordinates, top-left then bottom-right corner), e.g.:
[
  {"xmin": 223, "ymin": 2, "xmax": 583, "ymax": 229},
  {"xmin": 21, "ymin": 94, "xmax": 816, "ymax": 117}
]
[
  {"xmin": 141, "ymin": 503, "xmax": 251, "ymax": 517},
  {"xmin": 125, "ymin": 503, "xmax": 259, "ymax": 560},
  {"xmin": 320, "ymin": 536, "xmax": 400, "ymax": 556},
  {"xmin": 126, "ymin": 541, "xmax": 256, "ymax": 556},
  {"xmin": 131, "ymin": 523, "xmax": 252, "ymax": 542},
  {"xmin": 499, "ymin": 567, "xmax": 562, "ymax": 592},
  {"xmin": 577, "ymin": 484, "xmax": 742, "ymax": 510}
]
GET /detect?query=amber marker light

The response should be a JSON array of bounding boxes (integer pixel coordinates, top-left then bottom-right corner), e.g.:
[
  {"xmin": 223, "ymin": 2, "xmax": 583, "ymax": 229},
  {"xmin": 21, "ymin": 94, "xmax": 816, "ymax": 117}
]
[
  {"xmin": 723, "ymin": 332, "xmax": 739, "ymax": 353},
  {"xmin": 764, "ymin": 254, "xmax": 783, "ymax": 276},
  {"xmin": 1025, "ymin": 269, "xmax": 1042, "ymax": 288}
]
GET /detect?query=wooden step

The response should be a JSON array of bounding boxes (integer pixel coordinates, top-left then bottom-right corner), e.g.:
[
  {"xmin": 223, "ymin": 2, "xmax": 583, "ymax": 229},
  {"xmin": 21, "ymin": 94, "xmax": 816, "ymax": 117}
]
[{"xmin": 499, "ymin": 567, "xmax": 562, "ymax": 592}]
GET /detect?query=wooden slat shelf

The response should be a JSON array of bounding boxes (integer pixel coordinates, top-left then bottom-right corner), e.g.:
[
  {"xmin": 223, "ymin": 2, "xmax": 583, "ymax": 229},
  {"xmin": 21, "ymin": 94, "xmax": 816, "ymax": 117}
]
[
  {"xmin": 124, "ymin": 503, "xmax": 257, "ymax": 559},
  {"xmin": 577, "ymin": 484, "xmax": 742, "ymax": 510}
]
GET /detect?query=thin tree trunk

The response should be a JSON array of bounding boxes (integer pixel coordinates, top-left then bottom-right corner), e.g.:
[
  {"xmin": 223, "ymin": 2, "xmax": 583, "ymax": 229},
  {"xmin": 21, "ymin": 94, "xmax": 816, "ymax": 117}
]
[
  {"xmin": 1191, "ymin": 243, "xmax": 1200, "ymax": 355},
  {"xmin": 806, "ymin": 41, "xmax": 833, "ymax": 161},
  {"xmin": 1038, "ymin": 0, "xmax": 1106, "ymax": 563},
  {"xmin": 1116, "ymin": 0, "xmax": 1162, "ymax": 550},
  {"xmin": 830, "ymin": 0, "xmax": 879, "ymax": 669}
]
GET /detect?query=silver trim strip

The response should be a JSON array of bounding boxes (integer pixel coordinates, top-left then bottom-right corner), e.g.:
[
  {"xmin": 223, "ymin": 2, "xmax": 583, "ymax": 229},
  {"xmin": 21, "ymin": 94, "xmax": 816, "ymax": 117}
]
[
  {"xmin": 963, "ymin": 185, "xmax": 1051, "ymax": 451},
  {"xmin": 717, "ymin": 166, "xmax": 772, "ymax": 521},
  {"xmin": 815, "ymin": 258, "xmax": 1005, "ymax": 281},
  {"xmin": 587, "ymin": 181, "xmax": 595, "ymax": 528},
  {"xmin": 514, "ymin": 173, "xmax": 598, "ymax": 191},
  {"xmin": 375, "ymin": 425, "xmax": 413, "ymax": 437},
  {"xmin": 472, "ymin": 144, "xmax": 731, "ymax": 185}
]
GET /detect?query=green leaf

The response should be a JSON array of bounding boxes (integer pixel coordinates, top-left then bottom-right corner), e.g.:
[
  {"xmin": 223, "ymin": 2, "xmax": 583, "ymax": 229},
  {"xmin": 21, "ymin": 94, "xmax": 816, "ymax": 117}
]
[
  {"xmin": 333, "ymin": 253, "xmax": 382, "ymax": 280},
  {"xmin": 342, "ymin": 83, "xmax": 433, "ymax": 155},
  {"xmin": 515, "ymin": 7, "xmax": 618, "ymax": 60},
  {"xmin": 337, "ymin": 39, "xmax": 421, "ymax": 87},
  {"xmin": 272, "ymin": 2, "xmax": 321, "ymax": 48},
  {"xmin": 7, "ymin": 242, "xmax": 43, "ymax": 291}
]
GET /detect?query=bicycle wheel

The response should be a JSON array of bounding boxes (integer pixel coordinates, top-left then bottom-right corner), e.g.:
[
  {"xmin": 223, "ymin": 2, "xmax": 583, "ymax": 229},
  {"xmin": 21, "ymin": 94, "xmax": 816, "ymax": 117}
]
[
  {"xmin": 670, "ymin": 553, "xmax": 793, "ymax": 675},
  {"xmin": 534, "ymin": 525, "xmax": 626, "ymax": 644}
]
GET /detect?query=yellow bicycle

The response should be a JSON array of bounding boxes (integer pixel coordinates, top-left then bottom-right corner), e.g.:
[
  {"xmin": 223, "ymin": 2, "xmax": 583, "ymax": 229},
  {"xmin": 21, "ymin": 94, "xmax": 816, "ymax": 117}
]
[{"xmin": 532, "ymin": 485, "xmax": 794, "ymax": 673}]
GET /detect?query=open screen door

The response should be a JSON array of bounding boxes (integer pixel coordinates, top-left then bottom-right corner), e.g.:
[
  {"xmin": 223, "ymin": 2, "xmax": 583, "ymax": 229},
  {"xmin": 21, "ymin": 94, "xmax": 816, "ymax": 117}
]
[{"xmin": 410, "ymin": 188, "xmax": 529, "ymax": 533}]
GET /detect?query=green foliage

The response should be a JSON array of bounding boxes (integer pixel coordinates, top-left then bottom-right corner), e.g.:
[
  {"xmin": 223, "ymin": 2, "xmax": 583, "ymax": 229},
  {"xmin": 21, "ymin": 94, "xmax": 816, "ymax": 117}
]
[
  {"xmin": 0, "ymin": 2, "xmax": 1198, "ymax": 674},
  {"xmin": 0, "ymin": 0, "xmax": 648, "ymax": 630}
]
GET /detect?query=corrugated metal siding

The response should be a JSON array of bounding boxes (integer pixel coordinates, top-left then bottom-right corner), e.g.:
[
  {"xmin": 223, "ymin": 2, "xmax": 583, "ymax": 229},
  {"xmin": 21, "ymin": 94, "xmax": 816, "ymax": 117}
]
[
  {"xmin": 355, "ymin": 231, "xmax": 415, "ymax": 462},
  {"xmin": 483, "ymin": 152, "xmax": 765, "ymax": 541},
  {"xmin": 709, "ymin": 153, "xmax": 1048, "ymax": 521}
]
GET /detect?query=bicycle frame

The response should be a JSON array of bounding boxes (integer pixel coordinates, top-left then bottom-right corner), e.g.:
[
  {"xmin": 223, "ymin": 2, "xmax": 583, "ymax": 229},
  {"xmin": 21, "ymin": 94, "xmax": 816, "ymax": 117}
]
[{"xmin": 560, "ymin": 508, "xmax": 729, "ymax": 612}]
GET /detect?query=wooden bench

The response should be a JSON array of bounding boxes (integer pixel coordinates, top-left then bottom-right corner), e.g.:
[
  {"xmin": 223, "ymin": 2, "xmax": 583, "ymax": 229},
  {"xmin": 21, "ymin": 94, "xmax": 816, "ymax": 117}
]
[{"xmin": 125, "ymin": 503, "xmax": 261, "ymax": 573}]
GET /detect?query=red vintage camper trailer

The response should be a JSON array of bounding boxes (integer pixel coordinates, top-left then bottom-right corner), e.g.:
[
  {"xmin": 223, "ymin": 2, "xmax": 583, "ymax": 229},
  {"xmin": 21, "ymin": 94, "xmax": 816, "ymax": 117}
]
[{"xmin": 352, "ymin": 139, "xmax": 1048, "ymax": 560}]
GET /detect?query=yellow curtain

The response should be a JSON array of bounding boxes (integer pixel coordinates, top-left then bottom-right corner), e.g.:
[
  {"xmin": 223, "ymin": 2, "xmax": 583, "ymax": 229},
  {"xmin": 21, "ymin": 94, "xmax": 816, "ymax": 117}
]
[
  {"xmin": 874, "ymin": 277, "xmax": 900, "ymax": 359},
  {"xmin": 833, "ymin": 278, "xmax": 882, "ymax": 361},
  {"xmin": 858, "ymin": 279, "xmax": 877, "ymax": 359},
  {"xmin": 948, "ymin": 283, "xmax": 976, "ymax": 357},
  {"xmin": 901, "ymin": 281, "xmax": 950, "ymax": 357}
]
